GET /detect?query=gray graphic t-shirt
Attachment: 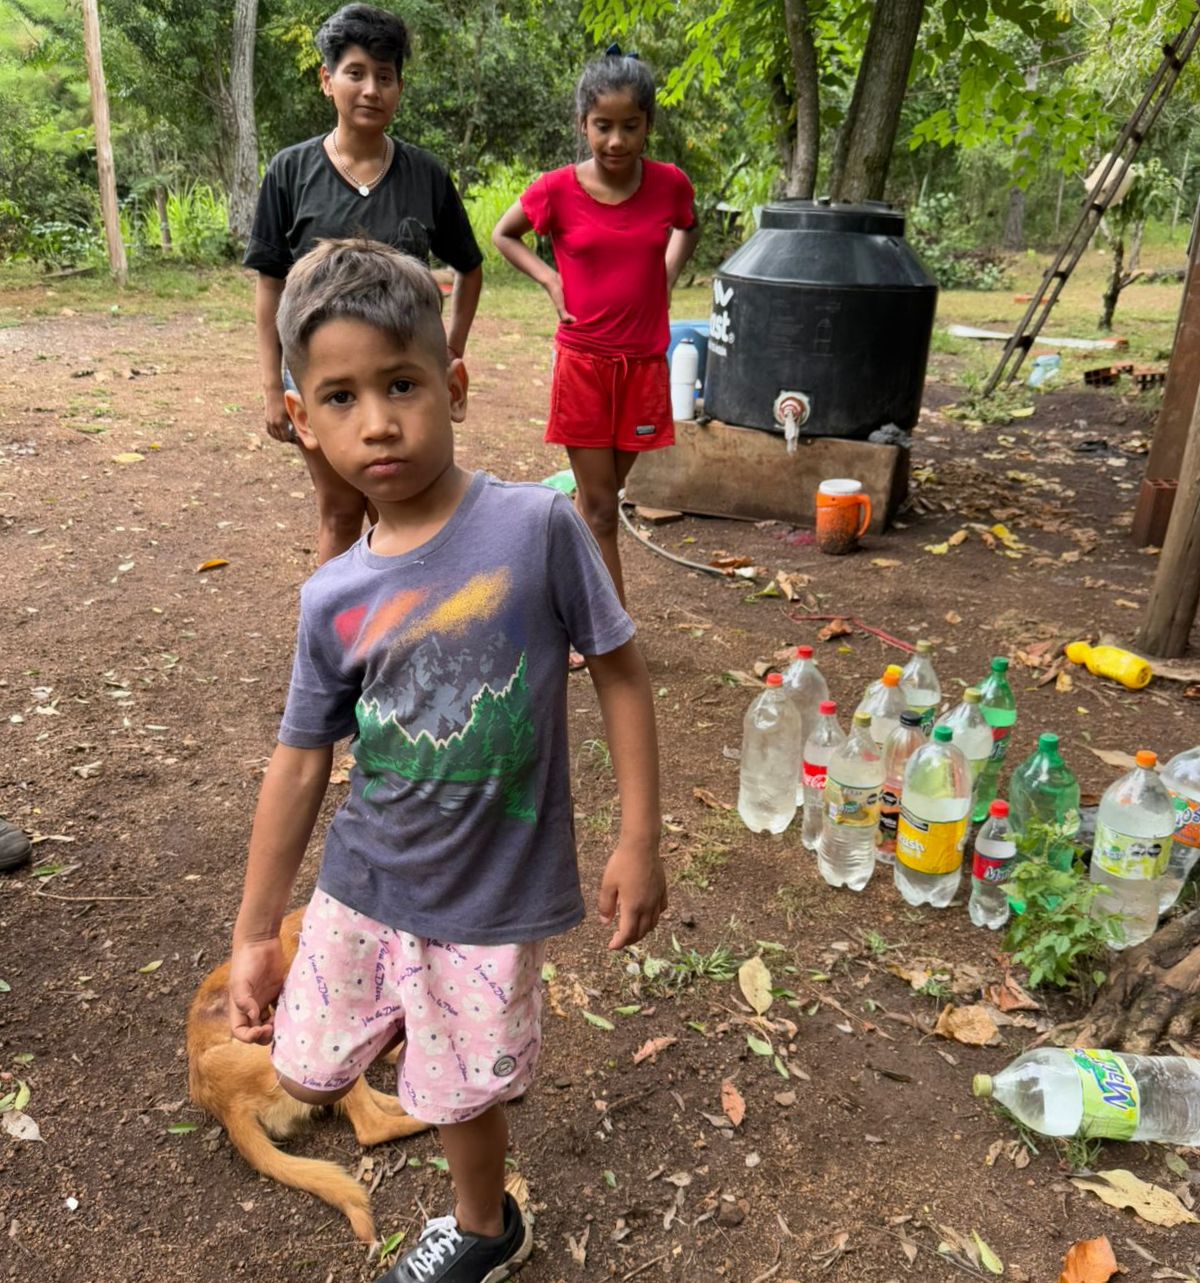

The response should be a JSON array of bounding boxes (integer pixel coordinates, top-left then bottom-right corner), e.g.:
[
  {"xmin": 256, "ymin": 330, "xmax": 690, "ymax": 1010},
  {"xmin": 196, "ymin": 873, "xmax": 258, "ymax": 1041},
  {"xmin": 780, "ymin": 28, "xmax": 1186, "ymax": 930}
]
[{"xmin": 278, "ymin": 472, "xmax": 633, "ymax": 944}]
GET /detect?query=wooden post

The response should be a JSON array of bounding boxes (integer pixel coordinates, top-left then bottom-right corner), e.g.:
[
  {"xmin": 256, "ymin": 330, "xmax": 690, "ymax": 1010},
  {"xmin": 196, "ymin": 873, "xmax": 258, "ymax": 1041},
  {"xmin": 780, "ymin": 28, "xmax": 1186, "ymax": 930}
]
[
  {"xmin": 81, "ymin": 0, "xmax": 127, "ymax": 286},
  {"xmin": 1137, "ymin": 378, "xmax": 1200, "ymax": 657}
]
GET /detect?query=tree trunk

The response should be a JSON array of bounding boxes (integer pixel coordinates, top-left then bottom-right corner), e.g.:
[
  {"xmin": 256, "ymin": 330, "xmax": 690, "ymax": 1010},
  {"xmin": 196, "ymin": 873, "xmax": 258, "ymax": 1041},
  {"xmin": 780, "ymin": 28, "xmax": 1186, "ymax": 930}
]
[
  {"xmin": 80, "ymin": 0, "xmax": 127, "ymax": 285},
  {"xmin": 1003, "ymin": 187, "xmax": 1025, "ymax": 251},
  {"xmin": 155, "ymin": 187, "xmax": 172, "ymax": 252},
  {"xmin": 1098, "ymin": 234, "xmax": 1125, "ymax": 331},
  {"xmin": 829, "ymin": 0, "xmax": 927, "ymax": 203},
  {"xmin": 1053, "ymin": 910, "xmax": 1200, "ymax": 1053},
  {"xmin": 782, "ymin": 0, "xmax": 820, "ymax": 199},
  {"xmin": 228, "ymin": 0, "xmax": 259, "ymax": 246}
]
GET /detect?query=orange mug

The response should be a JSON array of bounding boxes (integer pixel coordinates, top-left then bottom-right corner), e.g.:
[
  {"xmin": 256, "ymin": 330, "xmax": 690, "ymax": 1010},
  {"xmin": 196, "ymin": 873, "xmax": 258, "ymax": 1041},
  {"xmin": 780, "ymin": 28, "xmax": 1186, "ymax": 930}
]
[{"xmin": 816, "ymin": 479, "xmax": 871, "ymax": 555}]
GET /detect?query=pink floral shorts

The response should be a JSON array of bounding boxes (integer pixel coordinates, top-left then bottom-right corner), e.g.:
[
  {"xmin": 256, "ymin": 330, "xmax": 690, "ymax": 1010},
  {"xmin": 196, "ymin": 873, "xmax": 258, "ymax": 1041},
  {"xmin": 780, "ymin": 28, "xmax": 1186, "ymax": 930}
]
[{"xmin": 271, "ymin": 892, "xmax": 546, "ymax": 1125}]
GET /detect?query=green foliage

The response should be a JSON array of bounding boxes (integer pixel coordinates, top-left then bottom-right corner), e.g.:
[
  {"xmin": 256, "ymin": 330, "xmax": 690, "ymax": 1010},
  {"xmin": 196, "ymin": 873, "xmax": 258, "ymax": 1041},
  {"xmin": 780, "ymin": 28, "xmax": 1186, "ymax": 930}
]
[
  {"xmin": 1003, "ymin": 857, "xmax": 1122, "ymax": 992},
  {"xmin": 463, "ymin": 165, "xmax": 540, "ymax": 274},
  {"xmin": 633, "ymin": 937, "xmax": 740, "ymax": 995},
  {"xmin": 908, "ymin": 193, "xmax": 1011, "ymax": 289}
]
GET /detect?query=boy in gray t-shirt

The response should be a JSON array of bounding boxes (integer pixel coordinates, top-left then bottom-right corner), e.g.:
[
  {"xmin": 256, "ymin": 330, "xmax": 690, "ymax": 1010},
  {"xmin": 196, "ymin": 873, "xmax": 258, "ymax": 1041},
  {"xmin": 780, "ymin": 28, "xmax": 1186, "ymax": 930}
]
[{"xmin": 228, "ymin": 238, "xmax": 665, "ymax": 1283}]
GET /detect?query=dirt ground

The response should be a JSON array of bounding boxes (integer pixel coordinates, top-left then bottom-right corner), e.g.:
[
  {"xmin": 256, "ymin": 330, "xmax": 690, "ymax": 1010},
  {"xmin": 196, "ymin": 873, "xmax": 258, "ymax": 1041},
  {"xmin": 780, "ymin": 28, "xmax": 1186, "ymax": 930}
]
[{"xmin": 1, "ymin": 273, "xmax": 1199, "ymax": 1283}]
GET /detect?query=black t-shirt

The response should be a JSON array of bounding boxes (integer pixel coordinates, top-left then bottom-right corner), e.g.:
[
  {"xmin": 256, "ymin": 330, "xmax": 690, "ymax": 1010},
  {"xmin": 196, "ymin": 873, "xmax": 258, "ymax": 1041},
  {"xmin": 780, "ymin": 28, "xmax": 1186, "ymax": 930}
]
[{"xmin": 243, "ymin": 134, "xmax": 483, "ymax": 279}]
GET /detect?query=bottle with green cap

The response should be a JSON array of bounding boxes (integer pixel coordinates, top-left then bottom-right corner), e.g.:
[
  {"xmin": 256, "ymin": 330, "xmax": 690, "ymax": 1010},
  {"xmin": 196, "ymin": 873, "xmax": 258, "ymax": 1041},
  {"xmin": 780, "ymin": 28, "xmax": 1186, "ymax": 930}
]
[
  {"xmin": 972, "ymin": 1047, "xmax": 1200, "ymax": 1146},
  {"xmin": 974, "ymin": 657, "xmax": 1017, "ymax": 822},
  {"xmin": 1008, "ymin": 733, "xmax": 1081, "ymax": 872},
  {"xmin": 894, "ymin": 724, "xmax": 971, "ymax": 907}
]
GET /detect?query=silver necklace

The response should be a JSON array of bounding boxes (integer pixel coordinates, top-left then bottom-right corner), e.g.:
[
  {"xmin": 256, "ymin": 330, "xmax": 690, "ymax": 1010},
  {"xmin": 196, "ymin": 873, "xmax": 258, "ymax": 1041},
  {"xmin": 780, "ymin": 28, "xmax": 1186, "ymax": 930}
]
[{"xmin": 329, "ymin": 132, "xmax": 392, "ymax": 197}]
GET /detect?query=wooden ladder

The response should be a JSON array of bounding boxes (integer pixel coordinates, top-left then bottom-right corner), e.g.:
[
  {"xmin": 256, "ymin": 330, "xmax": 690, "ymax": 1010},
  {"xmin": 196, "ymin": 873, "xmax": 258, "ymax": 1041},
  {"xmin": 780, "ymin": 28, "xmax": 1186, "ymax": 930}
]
[{"xmin": 983, "ymin": 12, "xmax": 1200, "ymax": 395}]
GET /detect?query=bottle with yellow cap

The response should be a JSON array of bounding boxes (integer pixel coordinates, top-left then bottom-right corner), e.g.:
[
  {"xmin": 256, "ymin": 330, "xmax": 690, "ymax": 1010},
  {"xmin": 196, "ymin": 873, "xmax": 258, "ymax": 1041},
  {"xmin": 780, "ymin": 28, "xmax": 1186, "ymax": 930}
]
[
  {"xmin": 1089, "ymin": 750, "xmax": 1175, "ymax": 949},
  {"xmin": 1064, "ymin": 641, "xmax": 1152, "ymax": 691}
]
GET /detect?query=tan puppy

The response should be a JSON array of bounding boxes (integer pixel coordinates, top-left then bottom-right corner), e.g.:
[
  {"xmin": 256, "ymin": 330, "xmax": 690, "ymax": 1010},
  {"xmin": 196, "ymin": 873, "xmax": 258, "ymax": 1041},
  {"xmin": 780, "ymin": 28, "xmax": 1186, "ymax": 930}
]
[{"xmin": 187, "ymin": 907, "xmax": 429, "ymax": 1240}]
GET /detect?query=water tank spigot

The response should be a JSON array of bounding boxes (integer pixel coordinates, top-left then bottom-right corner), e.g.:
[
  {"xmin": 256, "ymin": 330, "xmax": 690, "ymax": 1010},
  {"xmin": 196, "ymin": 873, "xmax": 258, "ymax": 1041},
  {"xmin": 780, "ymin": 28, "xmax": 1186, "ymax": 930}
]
[{"xmin": 773, "ymin": 391, "xmax": 811, "ymax": 454}]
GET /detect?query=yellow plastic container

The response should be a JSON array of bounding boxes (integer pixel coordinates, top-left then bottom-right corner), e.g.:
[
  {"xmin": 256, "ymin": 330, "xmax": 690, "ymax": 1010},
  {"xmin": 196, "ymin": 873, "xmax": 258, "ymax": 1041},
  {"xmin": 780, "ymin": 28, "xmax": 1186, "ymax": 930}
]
[{"xmin": 1064, "ymin": 641, "xmax": 1152, "ymax": 691}]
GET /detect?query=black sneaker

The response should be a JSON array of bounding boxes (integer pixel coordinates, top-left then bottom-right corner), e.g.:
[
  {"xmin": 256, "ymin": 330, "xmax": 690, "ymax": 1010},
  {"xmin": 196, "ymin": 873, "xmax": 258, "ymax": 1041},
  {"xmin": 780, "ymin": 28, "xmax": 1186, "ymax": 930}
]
[{"xmin": 377, "ymin": 1193, "xmax": 532, "ymax": 1283}]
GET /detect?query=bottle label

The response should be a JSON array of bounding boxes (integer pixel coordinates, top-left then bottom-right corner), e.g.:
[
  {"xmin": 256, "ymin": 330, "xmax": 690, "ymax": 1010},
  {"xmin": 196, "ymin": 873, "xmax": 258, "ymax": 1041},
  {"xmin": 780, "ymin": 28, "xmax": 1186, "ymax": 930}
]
[
  {"xmin": 988, "ymin": 724, "xmax": 1011, "ymax": 765},
  {"xmin": 803, "ymin": 761, "xmax": 829, "ymax": 790},
  {"xmin": 879, "ymin": 787, "xmax": 901, "ymax": 845},
  {"xmin": 1073, "ymin": 1049, "xmax": 1140, "ymax": 1141},
  {"xmin": 824, "ymin": 777, "xmax": 880, "ymax": 828},
  {"xmin": 1093, "ymin": 822, "xmax": 1172, "ymax": 880},
  {"xmin": 1171, "ymin": 792, "xmax": 1200, "ymax": 850},
  {"xmin": 896, "ymin": 808, "xmax": 967, "ymax": 875},
  {"xmin": 908, "ymin": 705, "xmax": 934, "ymax": 732},
  {"xmin": 972, "ymin": 849, "xmax": 1013, "ymax": 884}
]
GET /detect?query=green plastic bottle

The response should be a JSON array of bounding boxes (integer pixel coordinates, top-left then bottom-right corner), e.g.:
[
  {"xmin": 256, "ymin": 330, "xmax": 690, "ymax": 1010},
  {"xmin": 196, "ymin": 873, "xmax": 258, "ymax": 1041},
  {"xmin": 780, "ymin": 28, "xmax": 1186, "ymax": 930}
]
[
  {"xmin": 974, "ymin": 657, "xmax": 1017, "ymax": 823},
  {"xmin": 1008, "ymin": 733, "xmax": 1081, "ymax": 872}
]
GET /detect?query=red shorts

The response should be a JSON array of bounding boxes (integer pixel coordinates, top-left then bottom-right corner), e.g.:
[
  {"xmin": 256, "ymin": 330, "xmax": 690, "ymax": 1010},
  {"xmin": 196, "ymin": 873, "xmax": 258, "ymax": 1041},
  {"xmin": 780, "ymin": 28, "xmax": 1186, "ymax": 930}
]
[{"xmin": 545, "ymin": 344, "xmax": 675, "ymax": 453}]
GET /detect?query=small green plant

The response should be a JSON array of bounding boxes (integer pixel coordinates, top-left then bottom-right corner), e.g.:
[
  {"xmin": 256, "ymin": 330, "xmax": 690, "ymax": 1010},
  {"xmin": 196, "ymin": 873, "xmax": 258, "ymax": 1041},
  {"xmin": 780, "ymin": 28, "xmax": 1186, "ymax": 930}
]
[
  {"xmin": 1060, "ymin": 1133, "xmax": 1103, "ymax": 1173},
  {"xmin": 1003, "ymin": 858, "xmax": 1123, "ymax": 992},
  {"xmin": 578, "ymin": 737, "xmax": 612, "ymax": 773},
  {"xmin": 944, "ymin": 372, "xmax": 1034, "ymax": 426},
  {"xmin": 862, "ymin": 929, "xmax": 902, "ymax": 957},
  {"xmin": 634, "ymin": 937, "xmax": 740, "ymax": 996},
  {"xmin": 917, "ymin": 976, "xmax": 952, "ymax": 1000},
  {"xmin": 677, "ymin": 843, "xmax": 730, "ymax": 889},
  {"xmin": 583, "ymin": 801, "xmax": 614, "ymax": 835}
]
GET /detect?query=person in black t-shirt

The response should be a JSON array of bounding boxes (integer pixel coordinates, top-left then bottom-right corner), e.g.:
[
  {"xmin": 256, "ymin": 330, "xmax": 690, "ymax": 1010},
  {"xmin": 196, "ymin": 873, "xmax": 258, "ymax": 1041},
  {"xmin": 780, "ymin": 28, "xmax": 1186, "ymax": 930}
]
[{"xmin": 244, "ymin": 4, "xmax": 484, "ymax": 564}]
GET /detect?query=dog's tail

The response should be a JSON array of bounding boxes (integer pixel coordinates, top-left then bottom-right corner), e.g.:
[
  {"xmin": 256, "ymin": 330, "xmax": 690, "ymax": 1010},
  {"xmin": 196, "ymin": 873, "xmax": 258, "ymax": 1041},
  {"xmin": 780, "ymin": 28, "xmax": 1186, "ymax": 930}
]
[{"xmin": 223, "ymin": 1104, "xmax": 376, "ymax": 1242}]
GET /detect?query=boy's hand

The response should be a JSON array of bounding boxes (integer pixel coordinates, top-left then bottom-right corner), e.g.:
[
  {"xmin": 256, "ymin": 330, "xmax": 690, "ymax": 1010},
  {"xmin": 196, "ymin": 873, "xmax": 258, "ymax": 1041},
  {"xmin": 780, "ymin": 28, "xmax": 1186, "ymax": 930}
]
[
  {"xmin": 598, "ymin": 840, "xmax": 667, "ymax": 950},
  {"xmin": 544, "ymin": 273, "xmax": 577, "ymax": 325},
  {"xmin": 263, "ymin": 386, "xmax": 294, "ymax": 443},
  {"xmin": 229, "ymin": 937, "xmax": 287, "ymax": 1045}
]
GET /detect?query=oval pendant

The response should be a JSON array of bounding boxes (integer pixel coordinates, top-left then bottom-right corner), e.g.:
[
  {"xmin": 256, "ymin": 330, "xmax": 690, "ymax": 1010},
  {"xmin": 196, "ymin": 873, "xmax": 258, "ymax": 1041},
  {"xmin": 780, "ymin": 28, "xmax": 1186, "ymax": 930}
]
[{"xmin": 358, "ymin": 184, "xmax": 370, "ymax": 197}]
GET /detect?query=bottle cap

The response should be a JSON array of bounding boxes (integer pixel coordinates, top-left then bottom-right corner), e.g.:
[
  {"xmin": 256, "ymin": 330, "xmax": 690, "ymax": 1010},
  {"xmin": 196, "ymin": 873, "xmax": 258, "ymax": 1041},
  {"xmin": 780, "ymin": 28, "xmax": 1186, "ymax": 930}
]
[
  {"xmin": 795, "ymin": 645, "xmax": 814, "ymax": 659},
  {"xmin": 964, "ymin": 688, "xmax": 981, "ymax": 704},
  {"xmin": 819, "ymin": 700, "xmax": 837, "ymax": 715},
  {"xmin": 916, "ymin": 640, "xmax": 933, "ymax": 654},
  {"xmin": 991, "ymin": 657, "xmax": 1009, "ymax": 673},
  {"xmin": 971, "ymin": 1074, "xmax": 994, "ymax": 1099},
  {"xmin": 882, "ymin": 671, "xmax": 900, "ymax": 687},
  {"xmin": 1136, "ymin": 750, "xmax": 1157, "ymax": 769},
  {"xmin": 933, "ymin": 725, "xmax": 953, "ymax": 743},
  {"xmin": 853, "ymin": 710, "xmax": 872, "ymax": 727},
  {"xmin": 899, "ymin": 711, "xmax": 923, "ymax": 727},
  {"xmin": 884, "ymin": 664, "xmax": 903, "ymax": 679},
  {"xmin": 990, "ymin": 800, "xmax": 1009, "ymax": 817},
  {"xmin": 766, "ymin": 673, "xmax": 783, "ymax": 687},
  {"xmin": 1038, "ymin": 732, "xmax": 1060, "ymax": 751}
]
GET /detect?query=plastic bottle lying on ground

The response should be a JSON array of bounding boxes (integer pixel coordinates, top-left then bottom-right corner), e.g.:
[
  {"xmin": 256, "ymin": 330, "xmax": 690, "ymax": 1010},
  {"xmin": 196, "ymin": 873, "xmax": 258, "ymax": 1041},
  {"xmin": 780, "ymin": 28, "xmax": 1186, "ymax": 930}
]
[
  {"xmin": 1064, "ymin": 640, "xmax": 1152, "ymax": 690},
  {"xmin": 974, "ymin": 1048, "xmax": 1200, "ymax": 1145}
]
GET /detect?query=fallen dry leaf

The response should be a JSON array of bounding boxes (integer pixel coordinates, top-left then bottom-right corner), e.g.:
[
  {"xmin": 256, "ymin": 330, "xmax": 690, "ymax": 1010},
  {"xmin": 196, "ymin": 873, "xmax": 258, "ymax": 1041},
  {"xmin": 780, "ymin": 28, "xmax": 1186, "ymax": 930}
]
[
  {"xmin": 924, "ymin": 542, "xmax": 950, "ymax": 555},
  {"xmin": 983, "ymin": 974, "xmax": 1041, "ymax": 1013},
  {"xmin": 111, "ymin": 451, "xmax": 145, "ymax": 465},
  {"xmin": 693, "ymin": 787, "xmax": 732, "ymax": 811},
  {"xmin": 1113, "ymin": 599, "xmax": 1140, "ymax": 610},
  {"xmin": 1056, "ymin": 670, "xmax": 1074, "ymax": 693},
  {"xmin": 738, "ymin": 956, "xmax": 774, "ymax": 1015},
  {"xmin": 504, "ymin": 1170, "xmax": 531, "ymax": 1216},
  {"xmin": 721, "ymin": 1079, "xmax": 746, "ymax": 1127},
  {"xmin": 945, "ymin": 610, "xmax": 963, "ymax": 626},
  {"xmin": 566, "ymin": 1224, "xmax": 589, "ymax": 1266},
  {"xmin": 1084, "ymin": 746, "xmax": 1139, "ymax": 771},
  {"xmin": 632, "ymin": 1036, "xmax": 677, "ymax": 1065},
  {"xmin": 948, "ymin": 529, "xmax": 969, "ymax": 546},
  {"xmin": 935, "ymin": 1003, "xmax": 1001, "ymax": 1047},
  {"xmin": 329, "ymin": 753, "xmax": 355, "ymax": 785},
  {"xmin": 195, "ymin": 558, "xmax": 229, "ymax": 574},
  {"xmin": 871, "ymin": 558, "xmax": 902, "ymax": 568},
  {"xmin": 817, "ymin": 618, "xmax": 854, "ymax": 642},
  {"xmin": 776, "ymin": 570, "xmax": 811, "ymax": 600},
  {"xmin": 709, "ymin": 553, "xmax": 755, "ymax": 570},
  {"xmin": 1070, "ymin": 1170, "xmax": 1198, "ymax": 1227},
  {"xmin": 1058, "ymin": 1235, "xmax": 1118, "ymax": 1283},
  {"xmin": 1, "ymin": 1111, "xmax": 42, "ymax": 1142}
]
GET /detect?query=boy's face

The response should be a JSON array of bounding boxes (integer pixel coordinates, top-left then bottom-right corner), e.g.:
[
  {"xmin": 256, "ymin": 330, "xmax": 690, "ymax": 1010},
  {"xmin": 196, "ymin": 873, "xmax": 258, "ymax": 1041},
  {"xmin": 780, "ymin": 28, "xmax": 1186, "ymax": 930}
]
[
  {"xmin": 320, "ymin": 44, "xmax": 402, "ymax": 129},
  {"xmin": 286, "ymin": 319, "xmax": 467, "ymax": 508}
]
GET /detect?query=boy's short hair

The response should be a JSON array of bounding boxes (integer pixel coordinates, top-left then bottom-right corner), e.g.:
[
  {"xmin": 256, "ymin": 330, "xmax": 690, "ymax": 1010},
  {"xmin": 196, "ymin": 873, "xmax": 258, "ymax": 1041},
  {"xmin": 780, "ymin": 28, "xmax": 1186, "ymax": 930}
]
[
  {"xmin": 316, "ymin": 4, "xmax": 411, "ymax": 75},
  {"xmin": 277, "ymin": 238, "xmax": 446, "ymax": 380}
]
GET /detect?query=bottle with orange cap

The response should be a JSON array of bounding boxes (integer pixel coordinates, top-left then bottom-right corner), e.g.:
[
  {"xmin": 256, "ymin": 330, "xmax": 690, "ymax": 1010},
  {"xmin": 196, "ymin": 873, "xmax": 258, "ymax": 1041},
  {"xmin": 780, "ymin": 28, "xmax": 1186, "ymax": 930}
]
[
  {"xmin": 1089, "ymin": 750, "xmax": 1176, "ymax": 950},
  {"xmin": 856, "ymin": 665, "xmax": 906, "ymax": 750}
]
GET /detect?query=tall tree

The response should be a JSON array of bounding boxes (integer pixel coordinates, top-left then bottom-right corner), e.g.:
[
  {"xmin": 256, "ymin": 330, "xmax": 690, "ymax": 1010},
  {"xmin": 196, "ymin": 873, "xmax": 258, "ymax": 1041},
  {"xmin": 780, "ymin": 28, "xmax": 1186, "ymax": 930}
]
[
  {"xmin": 80, "ymin": 0, "xmax": 127, "ymax": 283},
  {"xmin": 229, "ymin": 0, "xmax": 259, "ymax": 243}
]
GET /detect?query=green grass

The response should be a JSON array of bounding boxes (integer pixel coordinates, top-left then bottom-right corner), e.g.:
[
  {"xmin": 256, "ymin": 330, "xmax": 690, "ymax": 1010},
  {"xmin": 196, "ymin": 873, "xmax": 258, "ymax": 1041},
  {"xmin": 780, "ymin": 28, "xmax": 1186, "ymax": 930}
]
[{"xmin": 676, "ymin": 842, "xmax": 730, "ymax": 889}]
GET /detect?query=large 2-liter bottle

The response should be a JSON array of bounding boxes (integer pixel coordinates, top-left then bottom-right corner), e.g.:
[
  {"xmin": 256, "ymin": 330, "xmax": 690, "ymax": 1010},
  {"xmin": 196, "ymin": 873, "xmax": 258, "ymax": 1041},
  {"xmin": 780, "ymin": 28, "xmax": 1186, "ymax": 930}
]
[
  {"xmin": 819, "ymin": 710, "xmax": 883, "ymax": 892},
  {"xmin": 1008, "ymin": 733, "xmax": 1081, "ymax": 871},
  {"xmin": 974, "ymin": 657, "xmax": 1017, "ymax": 822},
  {"xmin": 900, "ymin": 640, "xmax": 941, "ymax": 730},
  {"xmin": 974, "ymin": 1048, "xmax": 1200, "ymax": 1145},
  {"xmin": 801, "ymin": 700, "xmax": 846, "ymax": 852},
  {"xmin": 781, "ymin": 645, "xmax": 829, "ymax": 805},
  {"xmin": 894, "ymin": 724, "xmax": 971, "ymax": 908},
  {"xmin": 1161, "ymin": 744, "xmax": 1200, "ymax": 911},
  {"xmin": 738, "ymin": 673, "xmax": 804, "ymax": 835}
]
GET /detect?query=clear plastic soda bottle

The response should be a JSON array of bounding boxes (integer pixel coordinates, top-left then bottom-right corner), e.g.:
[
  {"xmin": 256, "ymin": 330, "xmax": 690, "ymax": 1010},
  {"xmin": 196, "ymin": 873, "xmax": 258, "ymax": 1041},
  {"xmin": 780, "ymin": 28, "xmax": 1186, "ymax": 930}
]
[
  {"xmin": 856, "ymin": 668, "xmax": 907, "ymax": 751},
  {"xmin": 1160, "ymin": 745, "xmax": 1200, "ymax": 912},
  {"xmin": 968, "ymin": 799, "xmax": 1016, "ymax": 929},
  {"xmin": 879, "ymin": 711, "xmax": 926, "ymax": 866},
  {"xmin": 737, "ymin": 673, "xmax": 804, "ymax": 835},
  {"xmin": 900, "ymin": 640, "xmax": 940, "ymax": 730},
  {"xmin": 859, "ymin": 664, "xmax": 904, "ymax": 709},
  {"xmin": 1009, "ymin": 733, "xmax": 1081, "ymax": 871},
  {"xmin": 894, "ymin": 724, "xmax": 971, "ymax": 908},
  {"xmin": 936, "ymin": 688, "xmax": 992, "ymax": 809},
  {"xmin": 781, "ymin": 644, "xmax": 829, "ymax": 804},
  {"xmin": 1090, "ymin": 750, "xmax": 1175, "ymax": 950},
  {"xmin": 974, "ymin": 1047, "xmax": 1200, "ymax": 1145},
  {"xmin": 974, "ymin": 657, "xmax": 1017, "ymax": 822},
  {"xmin": 818, "ymin": 710, "xmax": 882, "ymax": 891},
  {"xmin": 801, "ymin": 700, "xmax": 846, "ymax": 852}
]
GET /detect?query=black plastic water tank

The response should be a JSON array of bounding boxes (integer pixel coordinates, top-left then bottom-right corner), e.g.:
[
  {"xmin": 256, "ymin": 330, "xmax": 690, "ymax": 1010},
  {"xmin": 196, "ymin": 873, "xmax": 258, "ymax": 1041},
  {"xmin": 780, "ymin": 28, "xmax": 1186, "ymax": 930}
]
[{"xmin": 703, "ymin": 199, "xmax": 937, "ymax": 439}]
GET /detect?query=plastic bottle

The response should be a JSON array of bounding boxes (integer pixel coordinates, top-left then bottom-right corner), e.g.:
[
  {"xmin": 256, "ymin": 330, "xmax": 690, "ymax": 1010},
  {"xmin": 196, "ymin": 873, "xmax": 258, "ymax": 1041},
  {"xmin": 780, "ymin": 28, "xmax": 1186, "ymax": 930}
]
[
  {"xmin": 1008, "ymin": 733, "xmax": 1081, "ymax": 871},
  {"xmin": 968, "ymin": 800, "xmax": 1017, "ymax": 929},
  {"xmin": 1160, "ymin": 745, "xmax": 1200, "ymax": 911},
  {"xmin": 818, "ymin": 710, "xmax": 882, "ymax": 891},
  {"xmin": 737, "ymin": 673, "xmax": 804, "ymax": 835},
  {"xmin": 900, "ymin": 640, "xmax": 941, "ymax": 730},
  {"xmin": 856, "ymin": 667, "xmax": 907, "ymax": 751},
  {"xmin": 1089, "ymin": 750, "xmax": 1175, "ymax": 950},
  {"xmin": 1064, "ymin": 640, "xmax": 1152, "ymax": 691},
  {"xmin": 781, "ymin": 645, "xmax": 830, "ymax": 804},
  {"xmin": 670, "ymin": 339, "xmax": 699, "ymax": 421},
  {"xmin": 936, "ymin": 688, "xmax": 992, "ymax": 803},
  {"xmin": 974, "ymin": 657, "xmax": 1017, "ymax": 823},
  {"xmin": 973, "ymin": 1048, "xmax": 1200, "ymax": 1146},
  {"xmin": 894, "ymin": 725, "xmax": 971, "ymax": 907},
  {"xmin": 801, "ymin": 700, "xmax": 846, "ymax": 852},
  {"xmin": 879, "ymin": 712, "xmax": 926, "ymax": 866}
]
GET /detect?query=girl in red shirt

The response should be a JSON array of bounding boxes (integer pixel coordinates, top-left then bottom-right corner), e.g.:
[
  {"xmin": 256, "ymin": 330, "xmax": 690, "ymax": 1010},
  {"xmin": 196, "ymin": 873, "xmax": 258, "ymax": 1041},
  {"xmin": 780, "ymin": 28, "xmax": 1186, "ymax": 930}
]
[{"xmin": 493, "ymin": 50, "xmax": 699, "ymax": 637}]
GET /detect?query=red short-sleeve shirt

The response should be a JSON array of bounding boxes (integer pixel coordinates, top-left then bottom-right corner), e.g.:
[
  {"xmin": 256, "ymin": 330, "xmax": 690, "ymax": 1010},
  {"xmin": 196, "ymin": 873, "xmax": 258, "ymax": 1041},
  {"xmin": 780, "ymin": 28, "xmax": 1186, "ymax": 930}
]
[{"xmin": 520, "ymin": 160, "xmax": 695, "ymax": 359}]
